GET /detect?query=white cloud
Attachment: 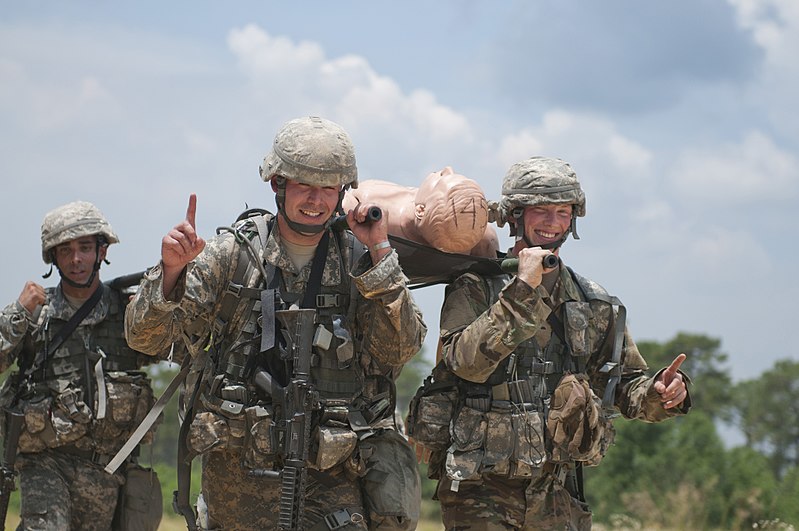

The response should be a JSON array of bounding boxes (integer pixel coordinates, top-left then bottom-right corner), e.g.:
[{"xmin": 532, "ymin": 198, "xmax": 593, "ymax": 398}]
[
  {"xmin": 226, "ymin": 24, "xmax": 472, "ymax": 147},
  {"xmin": 669, "ymin": 130, "xmax": 798, "ymax": 204},
  {"xmin": 496, "ymin": 109, "xmax": 653, "ymax": 185}
]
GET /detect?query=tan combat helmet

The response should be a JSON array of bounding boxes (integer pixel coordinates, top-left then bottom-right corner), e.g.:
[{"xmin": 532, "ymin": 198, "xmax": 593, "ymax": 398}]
[
  {"xmin": 259, "ymin": 116, "xmax": 358, "ymax": 233},
  {"xmin": 499, "ymin": 156, "xmax": 586, "ymax": 249},
  {"xmin": 40, "ymin": 201, "xmax": 118, "ymax": 287}
]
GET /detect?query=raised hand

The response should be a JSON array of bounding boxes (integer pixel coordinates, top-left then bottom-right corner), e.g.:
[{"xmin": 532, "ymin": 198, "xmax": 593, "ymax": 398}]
[
  {"xmin": 162, "ymin": 194, "xmax": 206, "ymax": 271},
  {"xmin": 654, "ymin": 353, "xmax": 688, "ymax": 409},
  {"xmin": 18, "ymin": 281, "xmax": 46, "ymax": 314}
]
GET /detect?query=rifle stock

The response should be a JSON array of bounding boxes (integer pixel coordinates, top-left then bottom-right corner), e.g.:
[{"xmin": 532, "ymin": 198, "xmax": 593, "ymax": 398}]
[{"xmin": 1, "ymin": 407, "xmax": 25, "ymax": 530}]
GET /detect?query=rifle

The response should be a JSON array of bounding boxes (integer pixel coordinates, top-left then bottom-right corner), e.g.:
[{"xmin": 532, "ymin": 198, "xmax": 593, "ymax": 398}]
[
  {"xmin": 253, "ymin": 308, "xmax": 319, "ymax": 531},
  {"xmin": 105, "ymin": 271, "xmax": 146, "ymax": 292},
  {"xmin": 1, "ymin": 392, "xmax": 26, "ymax": 530}
]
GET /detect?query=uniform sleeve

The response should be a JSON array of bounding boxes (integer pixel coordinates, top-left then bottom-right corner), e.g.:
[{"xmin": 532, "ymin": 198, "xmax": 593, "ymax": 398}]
[
  {"xmin": 0, "ymin": 300, "xmax": 34, "ymax": 372},
  {"xmin": 588, "ymin": 312, "xmax": 691, "ymax": 422},
  {"xmin": 125, "ymin": 234, "xmax": 237, "ymax": 358},
  {"xmin": 440, "ymin": 273, "xmax": 552, "ymax": 383},
  {"xmin": 351, "ymin": 249, "xmax": 427, "ymax": 367}
]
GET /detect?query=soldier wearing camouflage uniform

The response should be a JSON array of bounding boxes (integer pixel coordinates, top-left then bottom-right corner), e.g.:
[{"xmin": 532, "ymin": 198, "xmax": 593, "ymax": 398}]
[
  {"xmin": 0, "ymin": 201, "xmax": 162, "ymax": 531},
  {"xmin": 407, "ymin": 157, "xmax": 691, "ymax": 530},
  {"xmin": 125, "ymin": 116, "xmax": 427, "ymax": 530}
]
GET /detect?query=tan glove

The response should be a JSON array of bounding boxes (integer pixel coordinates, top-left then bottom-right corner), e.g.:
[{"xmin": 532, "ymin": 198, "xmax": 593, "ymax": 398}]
[{"xmin": 546, "ymin": 373, "xmax": 605, "ymax": 463}]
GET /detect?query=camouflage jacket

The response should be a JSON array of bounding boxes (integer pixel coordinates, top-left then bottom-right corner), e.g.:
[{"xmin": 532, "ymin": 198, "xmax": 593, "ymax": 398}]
[
  {"xmin": 125, "ymin": 214, "xmax": 426, "ymax": 387},
  {"xmin": 0, "ymin": 283, "xmax": 158, "ymax": 454},
  {"xmin": 439, "ymin": 265, "xmax": 689, "ymax": 422}
]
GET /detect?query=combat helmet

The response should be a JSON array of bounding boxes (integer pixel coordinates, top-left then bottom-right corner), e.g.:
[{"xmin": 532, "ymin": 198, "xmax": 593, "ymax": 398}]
[
  {"xmin": 260, "ymin": 116, "xmax": 358, "ymax": 234},
  {"xmin": 499, "ymin": 156, "xmax": 585, "ymax": 249},
  {"xmin": 41, "ymin": 201, "xmax": 118, "ymax": 287}
]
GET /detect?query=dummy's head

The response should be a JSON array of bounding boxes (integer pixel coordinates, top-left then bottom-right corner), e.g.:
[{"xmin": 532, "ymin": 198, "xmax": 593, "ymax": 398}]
[{"xmin": 415, "ymin": 167, "xmax": 490, "ymax": 254}]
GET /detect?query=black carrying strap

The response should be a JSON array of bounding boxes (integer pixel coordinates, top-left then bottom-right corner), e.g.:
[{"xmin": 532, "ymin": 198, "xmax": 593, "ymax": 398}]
[
  {"xmin": 29, "ymin": 284, "xmax": 104, "ymax": 378},
  {"xmin": 300, "ymin": 230, "xmax": 330, "ymax": 309},
  {"xmin": 48, "ymin": 283, "xmax": 104, "ymax": 358}
]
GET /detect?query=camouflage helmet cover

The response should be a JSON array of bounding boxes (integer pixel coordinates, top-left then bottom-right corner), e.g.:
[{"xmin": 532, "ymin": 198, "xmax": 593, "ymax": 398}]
[
  {"xmin": 500, "ymin": 156, "xmax": 586, "ymax": 220},
  {"xmin": 259, "ymin": 116, "xmax": 358, "ymax": 189},
  {"xmin": 41, "ymin": 201, "xmax": 119, "ymax": 264}
]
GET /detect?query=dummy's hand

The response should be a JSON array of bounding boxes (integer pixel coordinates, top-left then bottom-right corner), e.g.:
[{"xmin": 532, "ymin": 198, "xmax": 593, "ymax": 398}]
[
  {"xmin": 516, "ymin": 247, "xmax": 555, "ymax": 288},
  {"xmin": 162, "ymin": 194, "xmax": 206, "ymax": 274},
  {"xmin": 347, "ymin": 202, "xmax": 391, "ymax": 262},
  {"xmin": 654, "ymin": 353, "xmax": 688, "ymax": 409},
  {"xmin": 18, "ymin": 281, "xmax": 46, "ymax": 314}
]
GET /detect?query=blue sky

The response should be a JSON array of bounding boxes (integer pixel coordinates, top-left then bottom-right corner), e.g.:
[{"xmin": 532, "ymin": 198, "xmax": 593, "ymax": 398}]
[{"xmin": 1, "ymin": 1, "xmax": 796, "ymax": 383}]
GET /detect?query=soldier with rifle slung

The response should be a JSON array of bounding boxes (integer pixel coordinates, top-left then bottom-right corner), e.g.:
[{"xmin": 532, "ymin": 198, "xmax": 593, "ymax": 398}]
[
  {"xmin": 0, "ymin": 201, "xmax": 163, "ymax": 530},
  {"xmin": 125, "ymin": 116, "xmax": 427, "ymax": 530}
]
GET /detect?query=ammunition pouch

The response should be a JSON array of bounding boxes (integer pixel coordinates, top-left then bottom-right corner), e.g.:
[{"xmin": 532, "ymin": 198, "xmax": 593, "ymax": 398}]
[
  {"xmin": 14, "ymin": 372, "xmax": 156, "ymax": 455},
  {"xmin": 92, "ymin": 372, "xmax": 157, "ymax": 454}
]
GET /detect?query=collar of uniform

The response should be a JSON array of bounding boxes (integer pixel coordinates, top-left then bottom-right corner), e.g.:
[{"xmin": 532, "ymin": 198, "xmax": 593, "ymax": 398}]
[
  {"xmin": 264, "ymin": 224, "xmax": 343, "ymax": 287},
  {"xmin": 47, "ymin": 284, "xmax": 109, "ymax": 325},
  {"xmin": 547, "ymin": 265, "xmax": 582, "ymax": 307}
]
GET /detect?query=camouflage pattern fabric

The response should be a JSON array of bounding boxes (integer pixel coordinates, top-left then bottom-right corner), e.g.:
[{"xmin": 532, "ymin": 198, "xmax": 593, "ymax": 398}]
[
  {"xmin": 39, "ymin": 201, "xmax": 119, "ymax": 263},
  {"xmin": 198, "ymin": 449, "xmax": 367, "ymax": 530},
  {"xmin": 429, "ymin": 265, "xmax": 690, "ymax": 529},
  {"xmin": 0, "ymin": 284, "xmax": 161, "ymax": 530},
  {"xmin": 125, "ymin": 216, "xmax": 426, "ymax": 529},
  {"xmin": 16, "ymin": 449, "xmax": 124, "ymax": 531}
]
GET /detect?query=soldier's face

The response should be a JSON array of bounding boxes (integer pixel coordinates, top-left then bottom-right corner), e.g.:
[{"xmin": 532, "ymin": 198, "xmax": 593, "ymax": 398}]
[
  {"xmin": 522, "ymin": 204, "xmax": 573, "ymax": 247},
  {"xmin": 282, "ymin": 179, "xmax": 340, "ymax": 227},
  {"xmin": 54, "ymin": 237, "xmax": 104, "ymax": 284}
]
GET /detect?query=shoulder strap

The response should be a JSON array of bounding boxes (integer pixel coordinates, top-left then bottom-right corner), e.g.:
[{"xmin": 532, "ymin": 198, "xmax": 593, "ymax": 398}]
[
  {"xmin": 47, "ymin": 283, "xmax": 104, "ymax": 358},
  {"xmin": 565, "ymin": 267, "xmax": 625, "ymax": 414}
]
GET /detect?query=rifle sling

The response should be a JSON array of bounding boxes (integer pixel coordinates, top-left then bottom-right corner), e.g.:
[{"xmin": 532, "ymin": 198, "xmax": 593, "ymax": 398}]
[
  {"xmin": 104, "ymin": 361, "xmax": 191, "ymax": 474},
  {"xmin": 43, "ymin": 283, "xmax": 104, "ymax": 363}
]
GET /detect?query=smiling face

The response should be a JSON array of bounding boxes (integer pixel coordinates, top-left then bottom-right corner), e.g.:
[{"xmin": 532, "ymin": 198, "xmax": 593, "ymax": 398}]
[
  {"xmin": 53, "ymin": 236, "xmax": 104, "ymax": 287},
  {"xmin": 275, "ymin": 178, "xmax": 341, "ymax": 243},
  {"xmin": 521, "ymin": 203, "xmax": 573, "ymax": 248}
]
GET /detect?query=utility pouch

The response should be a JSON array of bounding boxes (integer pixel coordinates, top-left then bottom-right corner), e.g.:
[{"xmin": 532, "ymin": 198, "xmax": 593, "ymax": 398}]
[
  {"xmin": 564, "ymin": 302, "xmax": 594, "ymax": 358},
  {"xmin": 17, "ymin": 396, "xmax": 57, "ymax": 453},
  {"xmin": 358, "ymin": 430, "xmax": 420, "ymax": 531},
  {"xmin": 450, "ymin": 404, "xmax": 487, "ymax": 452},
  {"xmin": 482, "ymin": 410, "xmax": 513, "ymax": 476},
  {"xmin": 113, "ymin": 464, "xmax": 163, "ymax": 531},
  {"xmin": 510, "ymin": 410, "xmax": 547, "ymax": 479},
  {"xmin": 243, "ymin": 404, "xmax": 276, "ymax": 469},
  {"xmin": 187, "ymin": 411, "xmax": 230, "ymax": 457},
  {"xmin": 313, "ymin": 425, "xmax": 357, "ymax": 470},
  {"xmin": 406, "ymin": 387, "xmax": 457, "ymax": 451},
  {"xmin": 94, "ymin": 373, "xmax": 158, "ymax": 454}
]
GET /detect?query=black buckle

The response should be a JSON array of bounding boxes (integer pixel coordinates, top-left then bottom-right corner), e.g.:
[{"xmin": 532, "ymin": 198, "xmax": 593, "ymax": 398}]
[
  {"xmin": 316, "ymin": 294, "xmax": 339, "ymax": 308},
  {"xmin": 226, "ymin": 283, "xmax": 243, "ymax": 298}
]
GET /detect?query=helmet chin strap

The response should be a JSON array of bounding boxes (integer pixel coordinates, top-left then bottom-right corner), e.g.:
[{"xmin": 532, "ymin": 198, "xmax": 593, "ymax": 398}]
[
  {"xmin": 274, "ymin": 183, "xmax": 348, "ymax": 235},
  {"xmin": 51, "ymin": 239, "xmax": 108, "ymax": 289}
]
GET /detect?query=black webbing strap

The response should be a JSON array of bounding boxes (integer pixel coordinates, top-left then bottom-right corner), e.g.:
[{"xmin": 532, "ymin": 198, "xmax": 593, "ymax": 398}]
[
  {"xmin": 30, "ymin": 284, "xmax": 104, "ymax": 379},
  {"xmin": 300, "ymin": 231, "xmax": 330, "ymax": 309},
  {"xmin": 47, "ymin": 283, "xmax": 104, "ymax": 358}
]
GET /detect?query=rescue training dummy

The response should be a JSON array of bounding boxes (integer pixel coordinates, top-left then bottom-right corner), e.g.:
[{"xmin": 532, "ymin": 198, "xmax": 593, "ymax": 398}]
[
  {"xmin": 125, "ymin": 116, "xmax": 426, "ymax": 531},
  {"xmin": 342, "ymin": 166, "xmax": 500, "ymax": 258}
]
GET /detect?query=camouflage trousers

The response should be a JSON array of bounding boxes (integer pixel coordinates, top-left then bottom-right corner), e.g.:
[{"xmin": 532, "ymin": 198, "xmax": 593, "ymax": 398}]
[
  {"xmin": 198, "ymin": 449, "xmax": 369, "ymax": 531},
  {"xmin": 436, "ymin": 471, "xmax": 591, "ymax": 530},
  {"xmin": 16, "ymin": 449, "xmax": 124, "ymax": 531}
]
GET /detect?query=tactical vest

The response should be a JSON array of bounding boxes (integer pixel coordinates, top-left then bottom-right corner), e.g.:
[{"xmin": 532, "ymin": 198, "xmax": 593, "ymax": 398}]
[
  {"xmin": 11, "ymin": 286, "xmax": 155, "ymax": 456},
  {"xmin": 187, "ymin": 211, "xmax": 390, "ymax": 469},
  {"xmin": 407, "ymin": 267, "xmax": 624, "ymax": 482}
]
